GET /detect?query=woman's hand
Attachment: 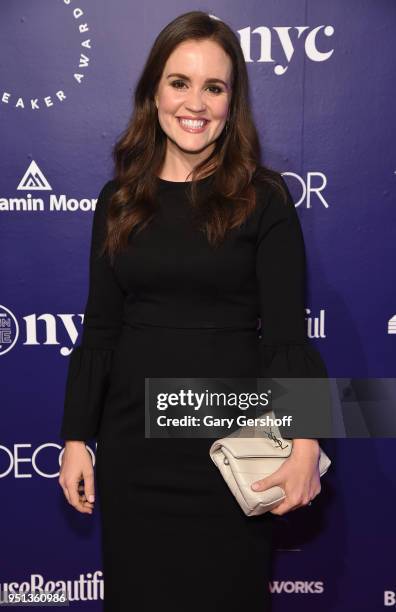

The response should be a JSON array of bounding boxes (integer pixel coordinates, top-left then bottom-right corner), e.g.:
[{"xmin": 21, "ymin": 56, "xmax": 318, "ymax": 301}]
[
  {"xmin": 59, "ymin": 441, "xmax": 95, "ymax": 514},
  {"xmin": 250, "ymin": 439, "xmax": 321, "ymax": 515}
]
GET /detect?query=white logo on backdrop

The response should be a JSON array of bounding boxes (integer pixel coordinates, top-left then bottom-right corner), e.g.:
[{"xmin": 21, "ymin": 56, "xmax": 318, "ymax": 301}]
[
  {"xmin": 211, "ymin": 15, "xmax": 334, "ymax": 75},
  {"xmin": 283, "ymin": 172, "xmax": 330, "ymax": 209},
  {"xmin": 388, "ymin": 315, "xmax": 396, "ymax": 335},
  {"xmin": 0, "ymin": 305, "xmax": 83, "ymax": 357},
  {"xmin": 0, "ymin": 305, "xmax": 19, "ymax": 356},
  {"xmin": 17, "ymin": 161, "xmax": 52, "ymax": 191},
  {"xmin": 306, "ymin": 308, "xmax": 326, "ymax": 339},
  {"xmin": 270, "ymin": 580, "xmax": 325, "ymax": 594},
  {"xmin": 0, "ymin": 162, "xmax": 97, "ymax": 212},
  {"xmin": 237, "ymin": 24, "xmax": 334, "ymax": 75},
  {"xmin": 384, "ymin": 590, "xmax": 396, "ymax": 606},
  {"xmin": 1, "ymin": 1, "xmax": 92, "ymax": 111}
]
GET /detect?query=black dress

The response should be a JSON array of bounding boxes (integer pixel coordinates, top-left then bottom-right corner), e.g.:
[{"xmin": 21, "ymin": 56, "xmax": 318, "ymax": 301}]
[{"xmin": 60, "ymin": 172, "xmax": 327, "ymax": 611}]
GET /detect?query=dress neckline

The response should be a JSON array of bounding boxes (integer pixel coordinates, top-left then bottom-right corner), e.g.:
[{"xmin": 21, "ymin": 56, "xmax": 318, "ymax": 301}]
[{"xmin": 155, "ymin": 173, "xmax": 215, "ymax": 188}]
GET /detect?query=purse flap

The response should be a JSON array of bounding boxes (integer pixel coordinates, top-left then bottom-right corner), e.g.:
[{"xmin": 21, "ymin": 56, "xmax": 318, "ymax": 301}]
[{"xmin": 210, "ymin": 435, "xmax": 292, "ymax": 459}]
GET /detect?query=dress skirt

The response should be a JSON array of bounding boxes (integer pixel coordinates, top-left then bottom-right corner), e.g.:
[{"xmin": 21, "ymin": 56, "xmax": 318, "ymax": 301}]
[{"xmin": 95, "ymin": 322, "xmax": 274, "ymax": 612}]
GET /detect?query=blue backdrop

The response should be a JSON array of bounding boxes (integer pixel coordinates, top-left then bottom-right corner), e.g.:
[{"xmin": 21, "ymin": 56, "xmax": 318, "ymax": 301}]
[{"xmin": 1, "ymin": 1, "xmax": 395, "ymax": 609}]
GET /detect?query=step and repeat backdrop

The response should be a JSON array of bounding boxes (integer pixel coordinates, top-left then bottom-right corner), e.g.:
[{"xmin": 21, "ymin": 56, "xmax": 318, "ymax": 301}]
[{"xmin": 1, "ymin": 1, "xmax": 395, "ymax": 610}]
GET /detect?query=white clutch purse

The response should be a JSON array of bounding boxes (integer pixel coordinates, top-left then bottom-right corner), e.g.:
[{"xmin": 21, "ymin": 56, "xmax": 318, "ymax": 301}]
[{"xmin": 209, "ymin": 413, "xmax": 331, "ymax": 516}]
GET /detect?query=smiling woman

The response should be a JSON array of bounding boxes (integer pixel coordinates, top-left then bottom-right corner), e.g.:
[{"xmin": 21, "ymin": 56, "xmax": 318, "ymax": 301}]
[
  {"xmin": 154, "ymin": 38, "xmax": 233, "ymax": 167},
  {"xmin": 58, "ymin": 9, "xmax": 328, "ymax": 612}
]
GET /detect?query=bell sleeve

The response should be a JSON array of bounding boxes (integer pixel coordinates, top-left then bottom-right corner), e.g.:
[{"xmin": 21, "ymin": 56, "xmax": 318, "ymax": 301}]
[
  {"xmin": 59, "ymin": 180, "xmax": 125, "ymax": 443},
  {"xmin": 255, "ymin": 176, "xmax": 330, "ymax": 438}
]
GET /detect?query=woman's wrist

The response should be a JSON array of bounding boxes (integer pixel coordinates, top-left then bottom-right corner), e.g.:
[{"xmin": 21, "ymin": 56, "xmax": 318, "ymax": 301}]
[
  {"xmin": 64, "ymin": 440, "xmax": 87, "ymax": 447},
  {"xmin": 291, "ymin": 438, "xmax": 320, "ymax": 457}
]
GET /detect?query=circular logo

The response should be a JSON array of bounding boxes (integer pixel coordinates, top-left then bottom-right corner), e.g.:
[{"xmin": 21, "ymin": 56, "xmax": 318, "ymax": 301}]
[
  {"xmin": 0, "ymin": 1, "xmax": 93, "ymax": 112},
  {"xmin": 0, "ymin": 305, "xmax": 19, "ymax": 356}
]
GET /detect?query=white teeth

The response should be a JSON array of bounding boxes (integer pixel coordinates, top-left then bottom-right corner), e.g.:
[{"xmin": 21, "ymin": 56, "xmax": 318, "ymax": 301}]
[{"xmin": 178, "ymin": 118, "xmax": 206, "ymax": 128}]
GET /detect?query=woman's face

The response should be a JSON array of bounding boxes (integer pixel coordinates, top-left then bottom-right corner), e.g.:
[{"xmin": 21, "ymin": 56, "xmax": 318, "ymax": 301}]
[{"xmin": 154, "ymin": 39, "xmax": 233, "ymax": 157}]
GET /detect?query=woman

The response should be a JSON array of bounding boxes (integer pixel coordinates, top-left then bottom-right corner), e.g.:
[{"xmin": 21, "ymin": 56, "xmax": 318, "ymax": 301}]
[{"xmin": 58, "ymin": 11, "xmax": 327, "ymax": 611}]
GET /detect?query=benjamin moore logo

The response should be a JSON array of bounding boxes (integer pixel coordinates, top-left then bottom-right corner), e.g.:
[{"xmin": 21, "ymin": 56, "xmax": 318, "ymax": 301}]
[
  {"xmin": 1, "ymin": 1, "xmax": 93, "ymax": 112},
  {"xmin": 17, "ymin": 161, "xmax": 52, "ymax": 191},
  {"xmin": 0, "ymin": 161, "xmax": 97, "ymax": 212}
]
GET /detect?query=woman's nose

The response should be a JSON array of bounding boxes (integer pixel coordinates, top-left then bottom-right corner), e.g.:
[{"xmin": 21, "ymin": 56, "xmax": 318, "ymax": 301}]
[{"xmin": 184, "ymin": 88, "xmax": 206, "ymax": 111}]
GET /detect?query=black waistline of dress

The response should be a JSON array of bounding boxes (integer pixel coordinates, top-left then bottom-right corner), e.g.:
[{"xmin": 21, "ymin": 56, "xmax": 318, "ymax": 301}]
[{"xmin": 123, "ymin": 314, "xmax": 260, "ymax": 331}]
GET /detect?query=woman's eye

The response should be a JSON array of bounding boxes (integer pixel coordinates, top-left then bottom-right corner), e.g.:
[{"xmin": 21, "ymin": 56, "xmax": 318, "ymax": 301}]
[
  {"xmin": 171, "ymin": 80, "xmax": 187, "ymax": 89},
  {"xmin": 170, "ymin": 81, "xmax": 223, "ymax": 94},
  {"xmin": 207, "ymin": 85, "xmax": 223, "ymax": 94}
]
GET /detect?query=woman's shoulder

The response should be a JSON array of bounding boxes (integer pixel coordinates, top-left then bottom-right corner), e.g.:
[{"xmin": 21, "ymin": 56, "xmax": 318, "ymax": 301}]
[
  {"xmin": 92, "ymin": 179, "xmax": 119, "ymax": 230},
  {"xmin": 251, "ymin": 166, "xmax": 295, "ymax": 220},
  {"xmin": 252, "ymin": 166, "xmax": 289, "ymax": 199},
  {"xmin": 94, "ymin": 178, "xmax": 120, "ymax": 213},
  {"xmin": 99, "ymin": 178, "xmax": 119, "ymax": 197}
]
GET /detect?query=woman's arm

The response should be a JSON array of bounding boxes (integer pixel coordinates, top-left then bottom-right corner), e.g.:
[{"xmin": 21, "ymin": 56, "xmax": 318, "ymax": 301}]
[
  {"xmin": 58, "ymin": 179, "xmax": 125, "ymax": 514},
  {"xmin": 251, "ymin": 175, "xmax": 327, "ymax": 514},
  {"xmin": 59, "ymin": 179, "xmax": 126, "ymax": 443}
]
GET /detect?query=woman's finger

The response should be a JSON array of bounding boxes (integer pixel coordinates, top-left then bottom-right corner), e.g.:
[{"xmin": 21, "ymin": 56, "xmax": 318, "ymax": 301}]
[
  {"xmin": 270, "ymin": 497, "xmax": 299, "ymax": 515},
  {"xmin": 83, "ymin": 469, "xmax": 95, "ymax": 504},
  {"xmin": 251, "ymin": 471, "xmax": 281, "ymax": 492},
  {"xmin": 61, "ymin": 485, "xmax": 71, "ymax": 504},
  {"xmin": 67, "ymin": 477, "xmax": 92, "ymax": 513}
]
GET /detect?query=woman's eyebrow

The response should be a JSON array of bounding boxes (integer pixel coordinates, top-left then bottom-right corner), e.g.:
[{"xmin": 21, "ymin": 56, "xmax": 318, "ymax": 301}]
[{"xmin": 166, "ymin": 73, "xmax": 229, "ymax": 88}]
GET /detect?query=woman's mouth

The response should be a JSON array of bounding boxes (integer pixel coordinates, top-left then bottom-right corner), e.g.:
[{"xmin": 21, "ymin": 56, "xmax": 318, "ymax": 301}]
[{"xmin": 177, "ymin": 117, "xmax": 210, "ymax": 133}]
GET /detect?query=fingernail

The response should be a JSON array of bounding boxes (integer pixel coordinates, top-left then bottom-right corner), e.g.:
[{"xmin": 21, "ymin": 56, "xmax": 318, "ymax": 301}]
[
  {"xmin": 88, "ymin": 495, "xmax": 95, "ymax": 502},
  {"xmin": 251, "ymin": 483, "xmax": 260, "ymax": 490}
]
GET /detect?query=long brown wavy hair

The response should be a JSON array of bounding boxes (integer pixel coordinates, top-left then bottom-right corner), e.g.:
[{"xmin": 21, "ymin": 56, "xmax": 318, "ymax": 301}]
[{"xmin": 102, "ymin": 10, "xmax": 288, "ymax": 264}]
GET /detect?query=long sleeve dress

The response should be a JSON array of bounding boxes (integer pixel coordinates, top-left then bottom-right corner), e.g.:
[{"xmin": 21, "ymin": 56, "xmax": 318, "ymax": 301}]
[{"xmin": 60, "ymin": 171, "xmax": 328, "ymax": 612}]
